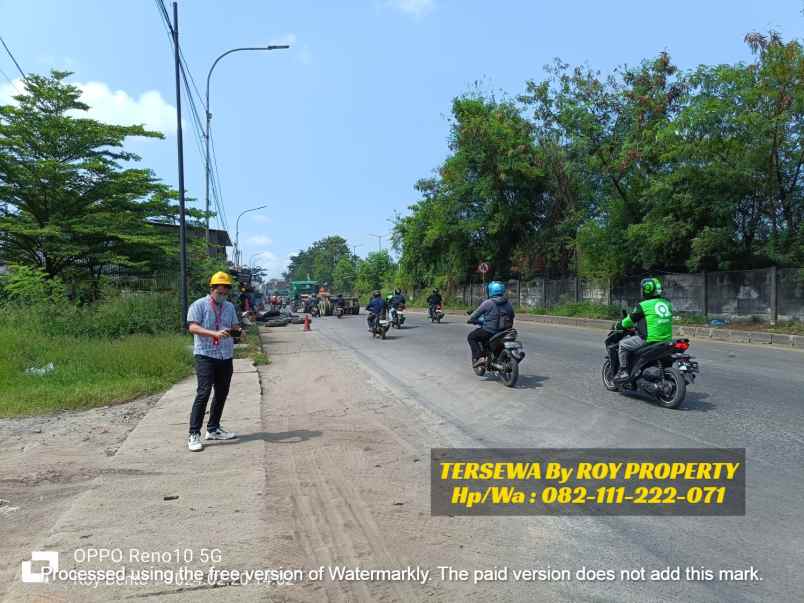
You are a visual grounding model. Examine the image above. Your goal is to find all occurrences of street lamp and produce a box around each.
[235,204,267,268]
[368,233,384,252]
[204,44,290,243]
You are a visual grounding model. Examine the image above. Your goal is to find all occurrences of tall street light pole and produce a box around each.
[235,205,267,269]
[368,233,383,252]
[204,44,290,244]
[171,2,188,328]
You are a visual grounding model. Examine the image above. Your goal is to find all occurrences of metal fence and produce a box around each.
[458,267,804,323]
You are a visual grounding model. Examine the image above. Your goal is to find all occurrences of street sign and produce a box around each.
[478,262,490,274]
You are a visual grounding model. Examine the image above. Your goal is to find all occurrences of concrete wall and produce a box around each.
[457,267,804,324]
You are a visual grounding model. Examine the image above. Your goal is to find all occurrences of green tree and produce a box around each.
[394,95,547,290]
[355,250,395,297]
[0,72,178,297]
[333,255,357,294]
[286,235,351,284]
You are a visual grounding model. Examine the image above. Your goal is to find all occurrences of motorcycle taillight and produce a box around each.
[672,340,690,351]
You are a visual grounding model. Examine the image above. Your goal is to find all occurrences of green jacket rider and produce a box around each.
[614,277,673,382]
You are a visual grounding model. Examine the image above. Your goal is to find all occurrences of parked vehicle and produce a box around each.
[601,319,700,409]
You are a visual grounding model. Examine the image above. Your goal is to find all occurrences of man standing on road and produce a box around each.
[186,271,241,452]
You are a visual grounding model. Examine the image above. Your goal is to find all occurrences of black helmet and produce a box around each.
[372,290,381,297]
[433,288,439,293]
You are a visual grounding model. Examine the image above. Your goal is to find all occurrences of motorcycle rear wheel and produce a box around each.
[657,367,686,409]
[499,352,519,387]
[601,359,619,392]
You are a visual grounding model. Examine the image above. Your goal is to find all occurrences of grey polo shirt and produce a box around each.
[187,295,240,359]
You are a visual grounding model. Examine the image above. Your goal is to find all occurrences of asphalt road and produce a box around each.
[313,311,804,602]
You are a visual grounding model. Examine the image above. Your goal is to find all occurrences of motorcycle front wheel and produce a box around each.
[657,367,686,409]
[601,358,619,392]
[499,352,519,387]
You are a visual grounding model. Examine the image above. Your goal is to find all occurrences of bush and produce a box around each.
[0,291,183,339]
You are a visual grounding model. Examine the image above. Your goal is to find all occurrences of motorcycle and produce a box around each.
[601,315,700,409]
[429,304,445,323]
[389,305,406,329]
[467,312,526,387]
[335,306,345,318]
[369,313,391,339]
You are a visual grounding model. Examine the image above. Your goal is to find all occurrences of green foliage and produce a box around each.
[394,95,547,291]
[333,256,358,294]
[396,31,803,286]
[286,236,352,286]
[355,250,396,298]
[0,71,182,297]
[0,264,65,304]
[0,292,183,339]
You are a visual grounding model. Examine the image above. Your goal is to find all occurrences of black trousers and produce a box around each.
[189,355,234,434]
[467,328,493,360]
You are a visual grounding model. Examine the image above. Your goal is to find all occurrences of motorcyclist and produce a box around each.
[334,293,345,308]
[427,288,443,319]
[614,277,674,382]
[466,281,515,368]
[366,290,386,331]
[389,288,406,309]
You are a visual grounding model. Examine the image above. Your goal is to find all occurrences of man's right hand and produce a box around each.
[214,329,231,339]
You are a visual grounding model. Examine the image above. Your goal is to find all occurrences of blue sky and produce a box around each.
[1,0,802,279]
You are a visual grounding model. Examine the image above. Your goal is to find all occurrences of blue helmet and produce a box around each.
[487,281,506,297]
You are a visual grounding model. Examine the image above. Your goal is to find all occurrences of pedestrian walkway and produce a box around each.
[6,359,266,602]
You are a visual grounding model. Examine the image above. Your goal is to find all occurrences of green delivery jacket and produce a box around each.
[621,297,673,343]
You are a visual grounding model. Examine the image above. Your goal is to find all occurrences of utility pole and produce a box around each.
[172,1,189,328]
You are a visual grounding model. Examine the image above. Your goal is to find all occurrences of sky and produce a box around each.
[1,0,802,279]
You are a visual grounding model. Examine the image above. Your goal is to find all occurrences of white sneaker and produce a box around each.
[205,427,237,441]
[188,433,204,452]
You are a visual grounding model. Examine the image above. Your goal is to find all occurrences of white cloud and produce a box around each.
[250,251,289,279]
[0,78,176,135]
[247,235,273,246]
[386,0,434,17]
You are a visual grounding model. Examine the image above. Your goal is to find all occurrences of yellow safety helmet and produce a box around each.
[209,271,234,286]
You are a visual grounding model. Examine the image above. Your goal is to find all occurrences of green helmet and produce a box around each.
[640,277,663,299]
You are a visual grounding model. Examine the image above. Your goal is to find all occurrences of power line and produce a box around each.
[0,36,25,80]
[152,0,228,234]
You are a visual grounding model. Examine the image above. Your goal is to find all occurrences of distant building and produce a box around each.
[147,222,232,260]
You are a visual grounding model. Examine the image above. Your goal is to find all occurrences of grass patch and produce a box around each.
[0,330,194,417]
[522,302,622,320]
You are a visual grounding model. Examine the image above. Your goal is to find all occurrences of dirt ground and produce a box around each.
[0,394,161,598]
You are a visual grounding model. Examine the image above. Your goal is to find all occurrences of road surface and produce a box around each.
[272,311,803,602]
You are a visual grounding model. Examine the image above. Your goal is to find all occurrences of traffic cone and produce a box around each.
[304,313,311,332]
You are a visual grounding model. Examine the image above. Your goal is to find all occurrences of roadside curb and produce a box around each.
[407,309,804,348]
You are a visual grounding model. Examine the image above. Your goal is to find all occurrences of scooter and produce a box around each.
[467,313,526,387]
[369,313,391,339]
[601,314,700,409]
[429,304,445,323]
[389,305,406,329]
